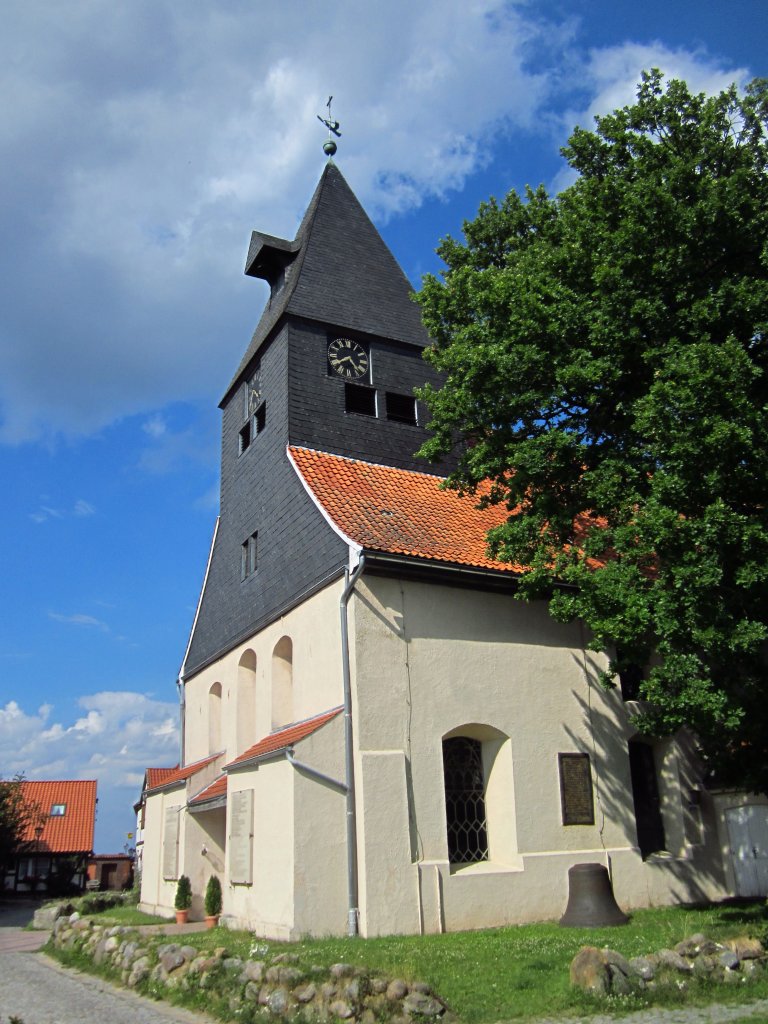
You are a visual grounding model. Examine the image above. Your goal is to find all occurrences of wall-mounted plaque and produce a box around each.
[558,753,595,826]
[162,806,180,880]
[229,789,254,885]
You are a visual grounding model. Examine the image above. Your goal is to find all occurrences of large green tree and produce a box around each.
[417,71,768,790]
[0,775,44,876]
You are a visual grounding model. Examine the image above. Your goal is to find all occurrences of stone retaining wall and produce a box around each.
[571,934,766,996]
[51,914,454,1023]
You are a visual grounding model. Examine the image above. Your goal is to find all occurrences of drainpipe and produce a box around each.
[176,674,186,769]
[340,554,366,937]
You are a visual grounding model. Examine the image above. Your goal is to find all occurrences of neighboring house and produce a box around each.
[139,160,768,937]
[4,780,97,895]
[133,767,177,877]
[86,853,134,891]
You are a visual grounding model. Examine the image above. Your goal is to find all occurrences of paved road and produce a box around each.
[0,950,219,1024]
[0,899,215,1023]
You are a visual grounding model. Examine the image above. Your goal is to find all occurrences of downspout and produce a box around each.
[176,674,186,769]
[340,554,366,937]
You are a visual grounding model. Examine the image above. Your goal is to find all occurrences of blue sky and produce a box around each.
[1,0,765,853]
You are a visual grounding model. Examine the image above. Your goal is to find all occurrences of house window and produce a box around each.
[385,391,417,425]
[442,736,489,865]
[241,532,258,580]
[50,804,66,816]
[345,382,377,416]
[628,739,667,858]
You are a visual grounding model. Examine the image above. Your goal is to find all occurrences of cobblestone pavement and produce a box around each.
[0,950,218,1024]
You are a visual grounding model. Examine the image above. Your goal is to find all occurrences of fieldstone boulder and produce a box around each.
[570,946,610,995]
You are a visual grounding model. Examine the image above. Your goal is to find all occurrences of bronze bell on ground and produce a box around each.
[559,862,629,927]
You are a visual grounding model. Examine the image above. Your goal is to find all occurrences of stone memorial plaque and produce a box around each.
[162,806,180,880]
[558,753,594,826]
[229,789,254,885]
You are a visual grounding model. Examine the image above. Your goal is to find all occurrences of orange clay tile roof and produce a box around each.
[145,767,178,790]
[289,447,523,572]
[226,707,343,770]
[190,774,227,805]
[19,780,97,854]
[146,754,219,793]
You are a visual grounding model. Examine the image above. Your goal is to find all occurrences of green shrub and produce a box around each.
[204,875,222,917]
[174,875,192,911]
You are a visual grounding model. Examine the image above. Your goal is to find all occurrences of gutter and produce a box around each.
[340,554,366,937]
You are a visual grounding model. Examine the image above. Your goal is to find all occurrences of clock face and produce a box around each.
[328,338,369,380]
[246,370,262,416]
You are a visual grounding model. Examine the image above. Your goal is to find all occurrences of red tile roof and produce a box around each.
[19,780,97,854]
[227,707,343,770]
[145,767,178,791]
[190,774,227,806]
[146,754,219,793]
[289,447,523,572]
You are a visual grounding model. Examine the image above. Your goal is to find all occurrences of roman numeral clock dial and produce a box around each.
[328,338,369,380]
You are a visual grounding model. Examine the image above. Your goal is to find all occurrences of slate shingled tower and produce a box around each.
[184,163,446,675]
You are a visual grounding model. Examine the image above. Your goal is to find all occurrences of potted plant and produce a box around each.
[204,874,222,928]
[174,874,192,924]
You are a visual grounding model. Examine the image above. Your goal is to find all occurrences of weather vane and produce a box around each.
[317,96,341,157]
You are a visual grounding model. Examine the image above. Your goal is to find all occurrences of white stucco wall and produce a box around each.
[144,571,734,937]
[183,581,345,766]
[349,575,728,933]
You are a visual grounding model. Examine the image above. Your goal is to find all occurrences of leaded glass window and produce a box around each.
[443,736,489,864]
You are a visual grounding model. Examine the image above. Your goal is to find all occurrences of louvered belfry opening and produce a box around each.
[443,736,489,865]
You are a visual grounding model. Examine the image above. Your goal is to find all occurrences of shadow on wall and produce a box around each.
[563,651,727,906]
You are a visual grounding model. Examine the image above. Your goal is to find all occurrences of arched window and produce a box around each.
[208,682,222,754]
[442,736,488,865]
[271,636,293,730]
[237,651,257,753]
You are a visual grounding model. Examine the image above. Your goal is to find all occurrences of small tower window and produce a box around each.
[385,391,417,425]
[345,383,377,416]
[240,532,258,580]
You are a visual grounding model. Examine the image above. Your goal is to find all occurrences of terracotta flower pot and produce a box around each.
[205,915,219,929]
[175,909,189,925]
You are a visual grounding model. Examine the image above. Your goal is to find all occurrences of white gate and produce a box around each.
[726,805,768,897]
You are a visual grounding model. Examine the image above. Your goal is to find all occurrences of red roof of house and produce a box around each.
[289,447,523,572]
[19,780,97,854]
[227,707,343,770]
[146,754,219,793]
[189,774,227,805]
[145,767,178,790]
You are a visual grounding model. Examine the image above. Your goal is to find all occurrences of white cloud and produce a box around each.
[0,692,179,849]
[0,3,752,445]
[549,42,751,193]
[0,0,561,444]
[30,498,96,523]
[48,611,110,631]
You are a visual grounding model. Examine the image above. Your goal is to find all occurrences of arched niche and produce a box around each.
[271,636,293,730]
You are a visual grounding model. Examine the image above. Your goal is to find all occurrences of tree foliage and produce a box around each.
[0,774,45,874]
[417,71,768,790]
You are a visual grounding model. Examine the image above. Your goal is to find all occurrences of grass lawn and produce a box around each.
[83,904,172,927]
[82,899,767,1022]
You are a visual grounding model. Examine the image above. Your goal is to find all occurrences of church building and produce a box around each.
[138,158,765,937]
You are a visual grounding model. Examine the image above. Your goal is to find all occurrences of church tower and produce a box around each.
[183,162,447,678]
